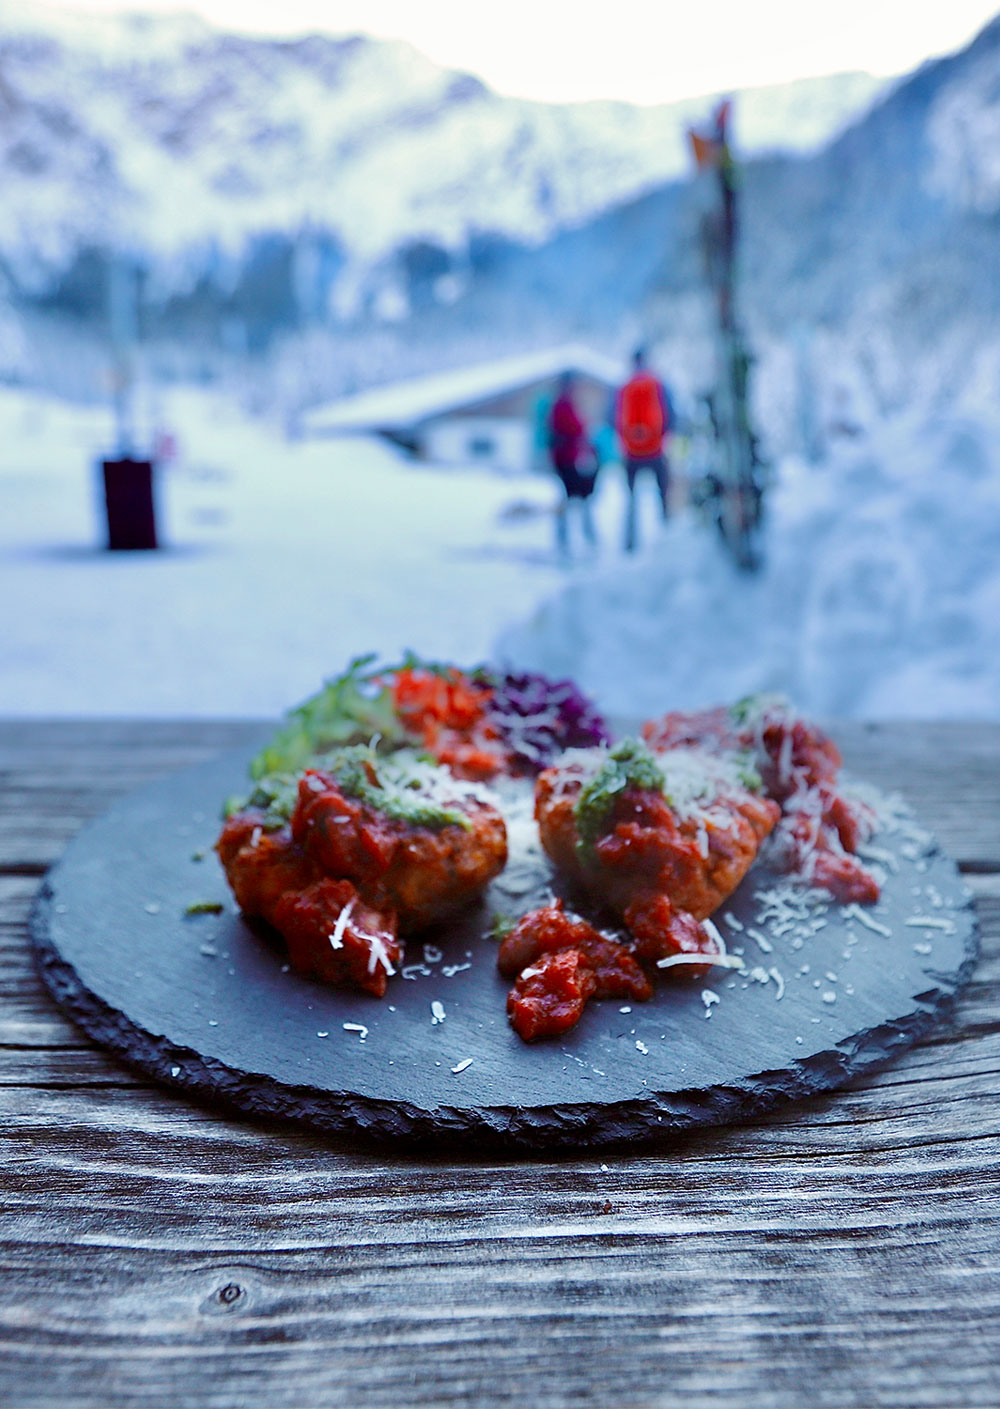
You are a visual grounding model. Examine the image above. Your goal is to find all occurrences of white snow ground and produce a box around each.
[3,385,998,720]
[0,385,630,716]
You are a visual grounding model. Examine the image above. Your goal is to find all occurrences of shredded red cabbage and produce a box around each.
[479,669,610,772]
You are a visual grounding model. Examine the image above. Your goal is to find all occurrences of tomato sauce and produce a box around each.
[643,703,879,904]
[497,897,727,1042]
[502,903,653,1041]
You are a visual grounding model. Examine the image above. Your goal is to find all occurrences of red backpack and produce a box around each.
[619,372,666,457]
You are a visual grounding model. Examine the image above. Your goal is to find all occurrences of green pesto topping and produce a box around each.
[733,752,763,793]
[223,773,299,828]
[574,738,666,849]
[224,745,470,831]
[319,745,470,831]
[730,692,789,728]
[490,914,516,942]
[729,694,760,726]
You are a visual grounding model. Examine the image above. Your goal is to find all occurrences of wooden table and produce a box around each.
[2,720,999,1408]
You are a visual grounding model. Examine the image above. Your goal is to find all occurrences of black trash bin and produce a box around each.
[102,458,158,550]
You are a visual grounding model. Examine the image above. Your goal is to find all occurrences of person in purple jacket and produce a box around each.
[547,373,598,559]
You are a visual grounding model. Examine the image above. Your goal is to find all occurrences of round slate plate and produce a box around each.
[31,748,978,1149]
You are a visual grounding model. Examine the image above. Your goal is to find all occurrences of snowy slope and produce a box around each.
[0,1,886,298]
[926,23,1000,212]
[497,409,1000,722]
[0,383,575,715]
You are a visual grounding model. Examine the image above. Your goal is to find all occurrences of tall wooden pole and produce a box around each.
[687,101,766,572]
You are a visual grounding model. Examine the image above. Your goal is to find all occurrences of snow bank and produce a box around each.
[497,411,1000,720]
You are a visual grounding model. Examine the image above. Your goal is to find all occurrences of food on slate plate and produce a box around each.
[217,745,507,996]
[217,661,884,1041]
[502,738,780,1040]
[498,901,654,1042]
[216,656,606,995]
[498,696,881,1039]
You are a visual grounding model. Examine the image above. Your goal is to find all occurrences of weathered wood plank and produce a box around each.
[0,1316,995,1409]
[2,1067,999,1197]
[0,721,263,872]
[0,1173,999,1409]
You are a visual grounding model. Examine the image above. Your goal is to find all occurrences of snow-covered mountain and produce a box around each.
[4,0,997,446]
[391,11,1000,456]
[0,0,885,309]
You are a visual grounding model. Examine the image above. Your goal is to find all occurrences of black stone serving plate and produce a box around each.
[31,748,978,1149]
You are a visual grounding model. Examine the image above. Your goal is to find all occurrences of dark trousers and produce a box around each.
[624,453,669,552]
[553,464,598,556]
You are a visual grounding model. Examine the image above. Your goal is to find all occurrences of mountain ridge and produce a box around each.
[0,0,887,310]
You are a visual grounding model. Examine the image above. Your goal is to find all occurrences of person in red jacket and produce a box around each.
[547,373,598,558]
[615,348,674,552]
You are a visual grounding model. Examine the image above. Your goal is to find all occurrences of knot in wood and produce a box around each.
[217,1282,243,1307]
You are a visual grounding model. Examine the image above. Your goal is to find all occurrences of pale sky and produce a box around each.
[46,0,1000,103]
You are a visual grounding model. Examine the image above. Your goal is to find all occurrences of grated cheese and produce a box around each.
[857,842,899,873]
[654,745,758,825]
[843,903,892,936]
[367,930,396,976]
[328,897,355,951]
[747,926,774,954]
[701,917,727,955]
[451,1058,473,1074]
[656,952,746,973]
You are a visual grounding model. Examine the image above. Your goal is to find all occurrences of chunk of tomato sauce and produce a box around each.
[502,902,654,1042]
[273,877,400,997]
[507,949,599,1042]
[292,772,399,892]
[624,894,722,981]
[590,785,777,923]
